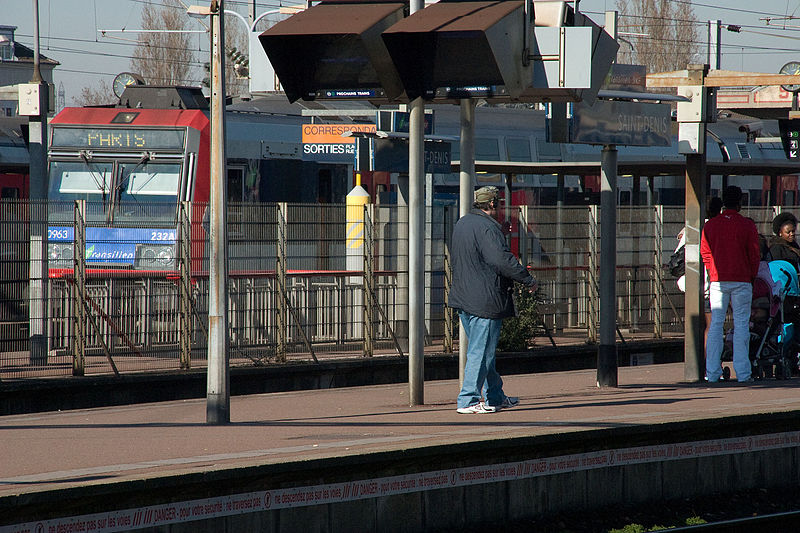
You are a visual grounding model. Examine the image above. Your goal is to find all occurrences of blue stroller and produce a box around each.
[748,260,800,379]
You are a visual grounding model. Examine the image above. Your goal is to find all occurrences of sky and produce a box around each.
[5,0,800,104]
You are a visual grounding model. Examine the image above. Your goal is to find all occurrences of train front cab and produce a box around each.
[47,107,210,275]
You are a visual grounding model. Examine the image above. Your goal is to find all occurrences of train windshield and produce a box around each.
[117,161,181,218]
[50,160,113,198]
[49,159,181,222]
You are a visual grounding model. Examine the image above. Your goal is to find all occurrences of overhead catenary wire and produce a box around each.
[15,38,207,69]
[58,67,204,85]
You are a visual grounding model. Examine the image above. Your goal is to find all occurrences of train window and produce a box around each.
[1,187,19,200]
[619,190,631,205]
[536,139,561,161]
[784,190,796,206]
[116,162,181,219]
[56,166,113,195]
[125,167,181,196]
[506,137,531,161]
[476,138,500,161]
[227,167,244,203]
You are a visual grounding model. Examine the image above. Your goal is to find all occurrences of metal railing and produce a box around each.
[3,200,783,379]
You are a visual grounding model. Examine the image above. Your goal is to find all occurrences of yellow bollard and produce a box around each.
[346,174,371,255]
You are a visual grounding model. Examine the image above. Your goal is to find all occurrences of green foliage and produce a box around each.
[609,525,647,533]
[685,517,707,525]
[609,516,707,532]
[497,285,544,352]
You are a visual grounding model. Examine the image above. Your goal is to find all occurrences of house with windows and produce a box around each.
[0,25,59,116]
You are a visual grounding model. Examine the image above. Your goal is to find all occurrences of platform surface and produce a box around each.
[2,362,800,499]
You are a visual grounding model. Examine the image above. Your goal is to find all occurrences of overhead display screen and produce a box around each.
[51,127,186,150]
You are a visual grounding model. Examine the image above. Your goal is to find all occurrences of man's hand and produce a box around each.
[528,279,539,293]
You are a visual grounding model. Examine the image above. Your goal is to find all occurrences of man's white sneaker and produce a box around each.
[456,402,496,414]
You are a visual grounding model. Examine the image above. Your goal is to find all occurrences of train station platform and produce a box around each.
[0,337,683,415]
[2,361,800,532]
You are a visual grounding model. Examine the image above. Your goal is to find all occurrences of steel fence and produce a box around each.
[2,200,784,379]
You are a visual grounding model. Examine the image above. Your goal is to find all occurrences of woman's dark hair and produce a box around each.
[772,212,798,235]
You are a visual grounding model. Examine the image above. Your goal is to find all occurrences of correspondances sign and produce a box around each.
[571,99,671,147]
[302,123,376,163]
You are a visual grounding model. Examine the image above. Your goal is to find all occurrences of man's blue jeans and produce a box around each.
[457,312,505,408]
[706,281,752,382]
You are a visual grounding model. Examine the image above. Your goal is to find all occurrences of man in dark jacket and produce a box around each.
[700,185,760,383]
[449,186,538,413]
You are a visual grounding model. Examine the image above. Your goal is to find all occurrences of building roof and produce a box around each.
[8,41,59,66]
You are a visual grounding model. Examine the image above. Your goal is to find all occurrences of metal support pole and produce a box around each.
[680,66,710,382]
[605,11,618,42]
[424,169,433,343]
[406,0,425,407]
[684,153,707,381]
[179,201,192,369]
[588,206,599,343]
[597,145,618,387]
[556,173,565,328]
[28,0,49,366]
[443,206,454,353]
[504,174,512,246]
[707,20,722,70]
[519,205,529,271]
[206,0,230,424]
[458,98,476,389]
[72,200,86,376]
[654,205,664,338]
[768,175,778,206]
[408,96,425,406]
[363,204,375,357]
[396,175,409,352]
[276,202,288,362]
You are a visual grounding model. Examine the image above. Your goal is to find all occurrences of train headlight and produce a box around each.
[157,247,174,266]
[134,244,176,269]
[48,243,74,265]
